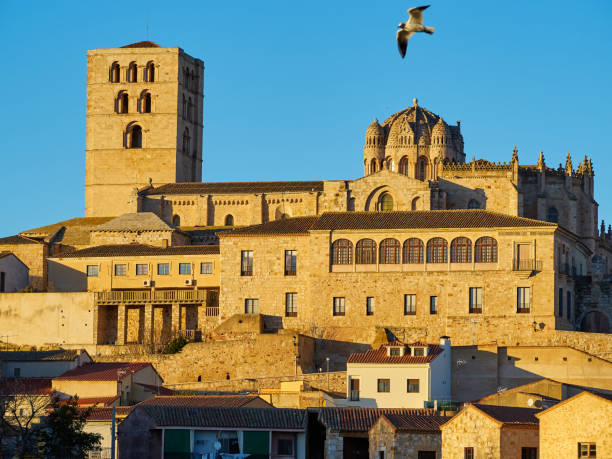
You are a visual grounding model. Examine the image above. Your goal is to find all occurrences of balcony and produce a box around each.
[95,289,208,305]
[512,259,542,272]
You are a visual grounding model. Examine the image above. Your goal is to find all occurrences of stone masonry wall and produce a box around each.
[369,419,441,459]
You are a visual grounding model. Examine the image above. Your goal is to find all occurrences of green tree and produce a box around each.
[38,396,101,458]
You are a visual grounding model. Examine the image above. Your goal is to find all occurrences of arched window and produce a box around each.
[417,157,427,181]
[379,193,394,211]
[450,237,472,263]
[403,238,424,264]
[142,92,152,113]
[356,239,377,264]
[468,199,480,209]
[411,197,420,211]
[117,92,128,114]
[110,62,120,83]
[127,62,138,83]
[399,157,409,176]
[475,237,498,263]
[172,215,180,226]
[183,128,191,155]
[182,95,187,119]
[145,61,155,82]
[225,215,234,226]
[426,238,447,263]
[547,207,559,223]
[370,159,377,174]
[188,97,193,121]
[331,239,353,265]
[129,125,142,148]
[380,238,401,264]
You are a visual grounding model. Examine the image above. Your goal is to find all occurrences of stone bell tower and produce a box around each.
[84,41,204,217]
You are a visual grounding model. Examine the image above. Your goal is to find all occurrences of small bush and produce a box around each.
[162,336,188,354]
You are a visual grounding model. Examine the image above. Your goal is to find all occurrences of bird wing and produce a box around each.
[396,29,413,58]
[408,5,430,25]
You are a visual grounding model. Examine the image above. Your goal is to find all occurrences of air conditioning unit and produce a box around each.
[143,280,153,287]
[185,279,196,286]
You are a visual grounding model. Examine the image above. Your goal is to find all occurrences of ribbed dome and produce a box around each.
[382,100,439,145]
[432,117,448,136]
[366,118,384,136]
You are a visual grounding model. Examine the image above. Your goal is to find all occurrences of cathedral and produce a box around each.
[1,41,611,348]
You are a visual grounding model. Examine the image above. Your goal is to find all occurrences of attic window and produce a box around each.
[412,347,426,357]
[387,346,405,357]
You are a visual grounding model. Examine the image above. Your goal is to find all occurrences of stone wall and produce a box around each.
[0,240,47,290]
[368,418,441,459]
[441,406,502,458]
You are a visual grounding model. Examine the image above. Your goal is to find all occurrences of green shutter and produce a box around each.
[164,429,191,459]
[243,431,270,458]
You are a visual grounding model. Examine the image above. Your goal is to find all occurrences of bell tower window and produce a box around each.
[127,124,142,149]
[127,62,138,82]
[140,92,152,113]
[117,92,129,114]
[145,61,155,82]
[110,62,120,83]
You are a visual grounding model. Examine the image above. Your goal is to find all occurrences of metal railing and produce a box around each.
[512,259,542,271]
[95,289,208,304]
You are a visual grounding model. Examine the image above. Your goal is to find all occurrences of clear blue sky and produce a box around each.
[1,0,611,237]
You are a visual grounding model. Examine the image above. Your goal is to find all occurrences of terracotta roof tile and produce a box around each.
[0,235,39,245]
[121,41,161,48]
[134,383,174,396]
[472,404,540,425]
[84,406,134,421]
[348,342,443,364]
[73,396,119,407]
[311,210,556,231]
[378,413,449,432]
[55,244,219,259]
[145,181,325,196]
[55,362,152,381]
[0,350,82,362]
[140,395,270,408]
[318,407,437,432]
[0,378,53,395]
[93,213,174,232]
[137,406,307,429]
[221,217,318,237]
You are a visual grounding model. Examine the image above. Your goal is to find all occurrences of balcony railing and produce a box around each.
[512,259,542,271]
[205,306,219,317]
[95,289,208,305]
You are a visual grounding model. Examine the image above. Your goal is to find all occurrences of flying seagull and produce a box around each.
[396,5,435,58]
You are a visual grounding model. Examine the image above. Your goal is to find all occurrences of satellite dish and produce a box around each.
[527,398,534,407]
[214,441,222,451]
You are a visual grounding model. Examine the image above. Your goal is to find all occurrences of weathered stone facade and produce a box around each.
[368,416,442,458]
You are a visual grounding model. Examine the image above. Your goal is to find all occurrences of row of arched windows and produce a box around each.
[182,95,195,121]
[110,61,155,83]
[116,91,152,114]
[183,67,199,92]
[331,236,498,265]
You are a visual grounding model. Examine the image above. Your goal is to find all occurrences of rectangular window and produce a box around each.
[377,378,390,393]
[284,250,297,276]
[179,263,191,275]
[407,379,420,393]
[578,443,596,457]
[277,438,293,456]
[285,292,298,317]
[333,297,345,316]
[469,287,482,313]
[86,265,99,277]
[413,347,425,356]
[464,447,474,459]
[349,378,360,401]
[135,264,148,276]
[558,287,563,317]
[244,298,259,314]
[521,447,538,459]
[200,262,213,274]
[241,250,253,276]
[157,263,170,275]
[114,264,127,276]
[429,296,437,314]
[404,294,416,315]
[366,297,374,316]
[389,348,401,356]
[517,287,530,313]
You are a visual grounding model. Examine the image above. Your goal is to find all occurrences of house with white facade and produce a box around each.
[345,337,451,409]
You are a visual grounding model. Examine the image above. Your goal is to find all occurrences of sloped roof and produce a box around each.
[54,362,153,381]
[222,217,318,237]
[138,406,307,430]
[121,41,161,48]
[73,396,120,407]
[347,342,443,365]
[535,390,612,419]
[144,181,325,195]
[318,407,437,432]
[140,395,271,408]
[134,383,174,396]
[471,404,540,425]
[18,217,114,246]
[0,235,40,245]
[55,244,219,258]
[377,413,449,433]
[93,213,174,232]
[84,406,134,421]
[0,378,53,395]
[0,350,82,362]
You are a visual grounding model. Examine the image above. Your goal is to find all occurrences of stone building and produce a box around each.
[0,252,28,293]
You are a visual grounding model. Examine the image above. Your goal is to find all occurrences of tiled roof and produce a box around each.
[138,406,307,430]
[0,235,39,245]
[311,210,556,231]
[135,383,174,396]
[73,396,119,407]
[144,181,325,195]
[93,213,174,232]
[221,217,318,237]
[0,378,53,395]
[54,362,152,381]
[472,404,540,425]
[55,244,219,259]
[18,217,114,246]
[378,413,449,433]
[0,350,81,362]
[347,343,443,364]
[140,395,270,408]
[121,41,161,48]
[318,407,437,432]
[84,406,134,421]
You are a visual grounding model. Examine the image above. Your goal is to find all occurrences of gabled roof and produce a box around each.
[0,378,53,395]
[93,213,174,232]
[0,252,28,269]
[18,217,114,246]
[73,396,120,407]
[144,181,325,196]
[134,383,174,396]
[348,342,443,365]
[0,349,84,362]
[54,244,219,259]
[139,395,272,408]
[318,407,437,432]
[469,404,540,426]
[84,406,134,421]
[0,234,40,245]
[221,217,318,237]
[376,413,449,433]
[137,406,307,430]
[121,41,161,48]
[54,362,154,381]
[535,391,612,419]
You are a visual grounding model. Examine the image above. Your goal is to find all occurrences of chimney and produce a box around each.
[439,336,451,349]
